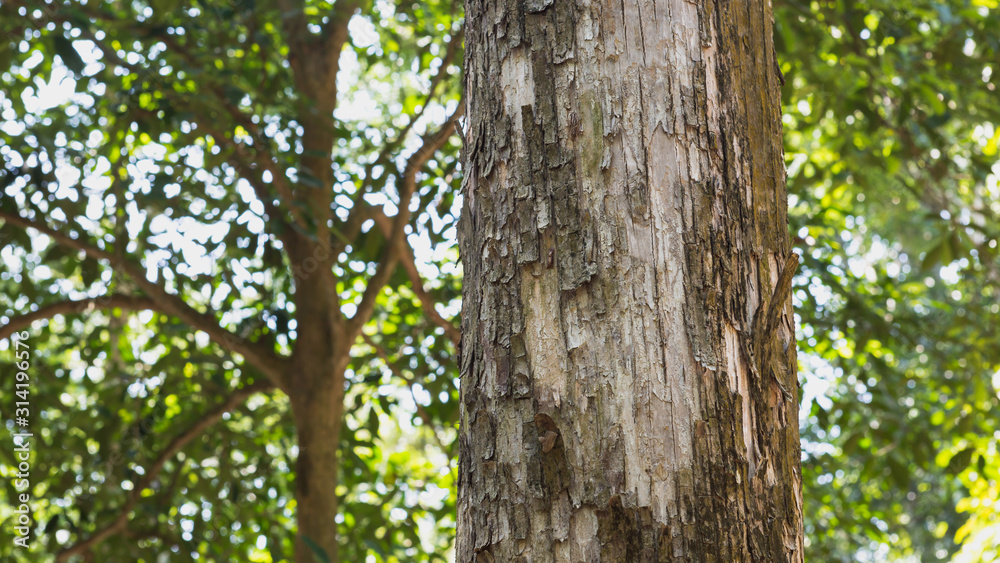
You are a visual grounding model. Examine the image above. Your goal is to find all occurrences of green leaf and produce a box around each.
[300,536,331,563]
[946,447,974,475]
[53,36,86,76]
[80,257,99,286]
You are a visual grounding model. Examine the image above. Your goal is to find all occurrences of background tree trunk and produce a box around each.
[457,0,804,560]
[289,240,346,563]
[291,377,344,563]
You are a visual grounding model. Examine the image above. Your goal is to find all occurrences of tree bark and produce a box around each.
[291,376,344,563]
[457,0,804,560]
[288,239,347,563]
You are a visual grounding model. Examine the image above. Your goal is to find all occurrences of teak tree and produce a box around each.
[0,0,462,562]
[457,0,804,560]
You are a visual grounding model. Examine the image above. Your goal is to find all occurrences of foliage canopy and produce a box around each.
[777,0,1000,560]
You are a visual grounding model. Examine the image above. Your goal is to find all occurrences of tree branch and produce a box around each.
[152,36,308,235]
[0,210,288,389]
[197,120,310,236]
[0,295,156,341]
[276,0,309,49]
[85,28,309,238]
[280,0,363,108]
[39,5,305,241]
[345,101,464,340]
[379,26,464,162]
[368,207,460,345]
[55,380,272,562]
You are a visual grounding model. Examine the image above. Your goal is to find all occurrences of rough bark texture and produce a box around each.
[457,0,804,560]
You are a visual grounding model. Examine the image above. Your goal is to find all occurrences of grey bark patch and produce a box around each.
[525,0,553,13]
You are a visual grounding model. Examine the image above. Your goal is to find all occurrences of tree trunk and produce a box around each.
[289,240,347,563]
[291,377,344,563]
[457,0,804,560]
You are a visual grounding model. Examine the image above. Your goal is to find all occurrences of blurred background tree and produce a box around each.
[776,0,1000,560]
[0,0,462,561]
[0,0,998,562]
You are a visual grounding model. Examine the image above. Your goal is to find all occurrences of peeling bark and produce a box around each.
[457,0,804,560]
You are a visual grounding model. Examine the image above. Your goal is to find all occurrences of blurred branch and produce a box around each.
[55,380,273,562]
[329,153,394,260]
[148,37,311,235]
[379,26,464,161]
[0,210,289,389]
[198,120,311,236]
[368,206,460,346]
[279,0,363,107]
[320,0,366,62]
[28,1,308,240]
[0,295,155,341]
[346,101,464,340]
[329,190,375,259]
[321,0,364,40]
[276,0,309,49]
[275,0,365,249]
[83,27,309,237]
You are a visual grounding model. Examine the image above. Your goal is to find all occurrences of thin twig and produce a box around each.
[361,333,448,452]
[379,26,464,162]
[368,207,460,345]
